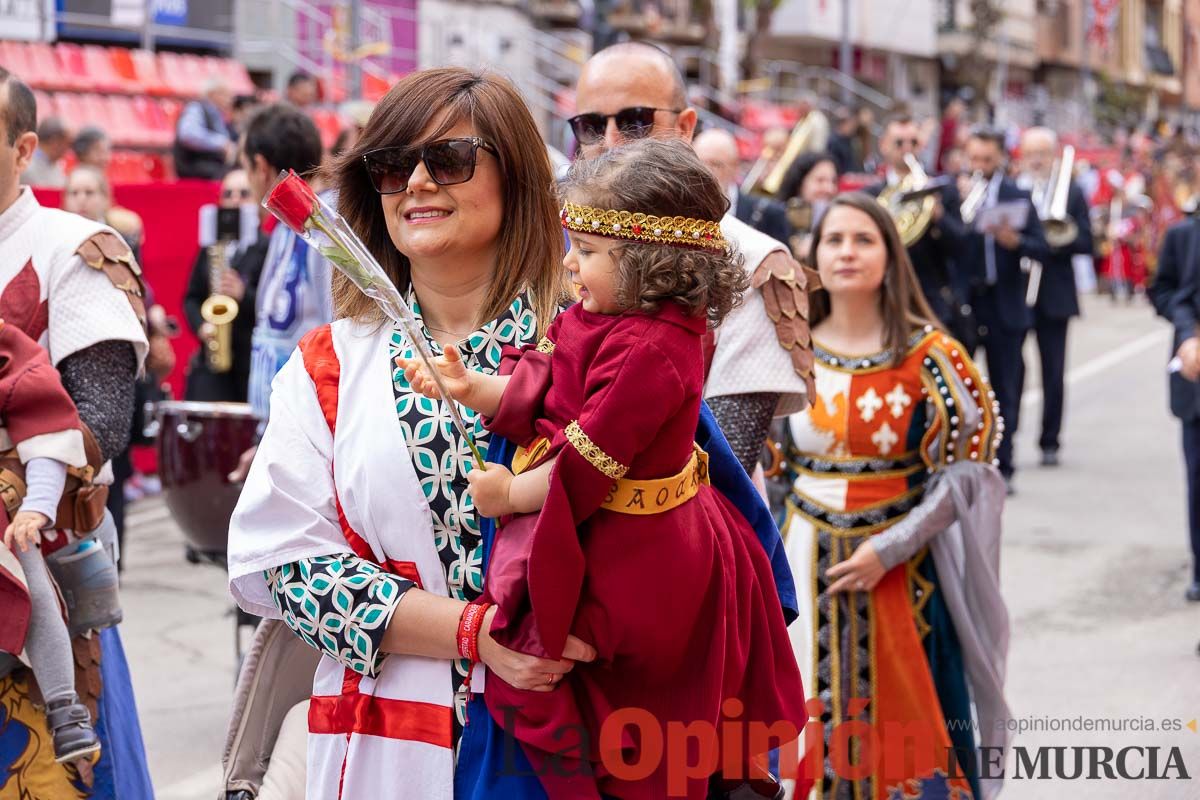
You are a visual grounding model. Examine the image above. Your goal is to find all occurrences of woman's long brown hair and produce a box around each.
[328,68,567,335]
[806,192,941,366]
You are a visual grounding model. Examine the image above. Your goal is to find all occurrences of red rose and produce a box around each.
[265,169,319,234]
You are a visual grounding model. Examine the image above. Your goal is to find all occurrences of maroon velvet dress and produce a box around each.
[0,320,87,654]
[481,301,806,799]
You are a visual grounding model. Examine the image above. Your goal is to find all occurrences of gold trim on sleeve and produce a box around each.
[565,420,628,479]
[535,337,556,355]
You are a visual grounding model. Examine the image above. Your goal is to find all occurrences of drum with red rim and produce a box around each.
[155,401,257,553]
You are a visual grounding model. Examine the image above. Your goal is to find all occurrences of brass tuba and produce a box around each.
[199,244,239,374]
[877,154,939,247]
[740,138,781,198]
[752,112,818,198]
[1038,145,1079,248]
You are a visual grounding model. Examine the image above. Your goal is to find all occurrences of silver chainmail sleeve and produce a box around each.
[868,471,958,571]
[706,392,779,474]
[57,341,138,464]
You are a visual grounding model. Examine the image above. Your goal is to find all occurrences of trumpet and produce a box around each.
[878,154,940,247]
[1038,145,1079,248]
[960,170,988,225]
[199,243,239,374]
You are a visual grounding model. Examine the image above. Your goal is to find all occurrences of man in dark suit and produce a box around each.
[961,128,1051,491]
[1016,128,1094,467]
[865,112,969,343]
[694,127,791,243]
[1150,216,1200,602]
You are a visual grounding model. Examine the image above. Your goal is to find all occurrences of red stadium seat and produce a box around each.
[84,45,128,93]
[109,47,141,91]
[157,51,194,96]
[106,95,144,147]
[218,58,255,95]
[77,93,125,143]
[26,43,69,91]
[1,41,37,87]
[131,49,171,96]
[52,92,88,131]
[159,97,184,132]
[54,42,93,91]
[131,96,172,147]
[179,54,211,97]
[32,90,57,124]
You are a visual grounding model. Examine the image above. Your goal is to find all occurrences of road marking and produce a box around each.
[156,763,223,800]
[1022,327,1168,410]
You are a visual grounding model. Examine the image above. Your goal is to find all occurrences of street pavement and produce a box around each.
[119,293,1200,799]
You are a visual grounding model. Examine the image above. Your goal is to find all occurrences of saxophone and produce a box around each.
[199,243,238,374]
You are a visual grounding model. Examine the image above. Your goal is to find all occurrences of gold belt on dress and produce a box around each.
[512,437,710,515]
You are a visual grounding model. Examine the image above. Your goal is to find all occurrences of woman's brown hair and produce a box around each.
[806,192,941,366]
[560,138,748,329]
[328,68,566,335]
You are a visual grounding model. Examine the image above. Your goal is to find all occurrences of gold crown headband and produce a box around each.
[560,202,726,251]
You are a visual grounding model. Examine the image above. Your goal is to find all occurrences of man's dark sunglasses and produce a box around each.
[893,138,919,148]
[363,137,498,194]
[222,187,253,201]
[568,107,682,144]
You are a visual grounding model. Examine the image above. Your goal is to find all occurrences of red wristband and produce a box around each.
[457,601,491,663]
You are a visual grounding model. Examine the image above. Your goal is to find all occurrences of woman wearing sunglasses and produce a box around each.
[227,68,589,799]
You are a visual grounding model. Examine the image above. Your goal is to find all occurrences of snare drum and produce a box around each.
[156,401,258,553]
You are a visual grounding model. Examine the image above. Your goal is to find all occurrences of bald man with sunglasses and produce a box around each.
[571,43,816,475]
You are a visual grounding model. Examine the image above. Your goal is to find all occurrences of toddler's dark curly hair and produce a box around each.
[561,138,748,328]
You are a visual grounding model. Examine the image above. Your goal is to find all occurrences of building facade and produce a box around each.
[764,0,943,118]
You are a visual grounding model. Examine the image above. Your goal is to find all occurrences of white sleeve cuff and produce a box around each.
[15,429,87,468]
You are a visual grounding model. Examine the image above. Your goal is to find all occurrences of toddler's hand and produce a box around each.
[4,511,50,553]
[467,465,515,518]
[395,344,474,403]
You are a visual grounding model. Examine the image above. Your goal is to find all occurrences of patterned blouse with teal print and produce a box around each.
[266,290,542,746]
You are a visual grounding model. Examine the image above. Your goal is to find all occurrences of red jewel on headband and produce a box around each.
[632,224,642,235]
[704,232,713,239]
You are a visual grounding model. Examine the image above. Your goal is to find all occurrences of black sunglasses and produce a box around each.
[221,187,253,201]
[363,137,498,194]
[567,107,682,144]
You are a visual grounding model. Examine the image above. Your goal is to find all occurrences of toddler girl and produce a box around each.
[402,139,806,799]
[0,319,101,764]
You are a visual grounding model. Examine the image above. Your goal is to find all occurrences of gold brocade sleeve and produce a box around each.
[564,420,628,479]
